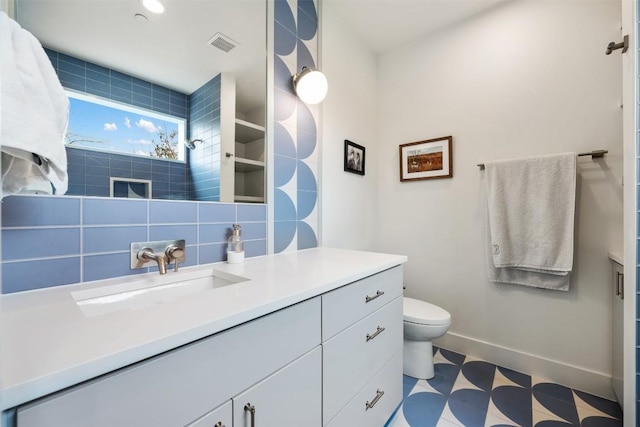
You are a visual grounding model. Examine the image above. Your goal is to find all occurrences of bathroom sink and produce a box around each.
[72,269,250,316]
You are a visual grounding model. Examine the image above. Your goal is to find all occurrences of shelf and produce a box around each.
[235,119,265,144]
[235,157,265,172]
[234,195,265,203]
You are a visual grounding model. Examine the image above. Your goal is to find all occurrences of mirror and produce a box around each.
[15,0,266,202]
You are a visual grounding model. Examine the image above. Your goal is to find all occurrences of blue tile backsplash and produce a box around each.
[1,195,267,294]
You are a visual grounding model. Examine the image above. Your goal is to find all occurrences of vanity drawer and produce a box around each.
[186,400,232,427]
[17,297,321,427]
[322,266,402,341]
[323,296,402,424]
[326,350,402,427]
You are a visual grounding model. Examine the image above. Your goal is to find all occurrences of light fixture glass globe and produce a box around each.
[142,0,164,14]
[293,68,328,104]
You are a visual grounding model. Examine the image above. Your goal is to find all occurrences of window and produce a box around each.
[65,90,187,161]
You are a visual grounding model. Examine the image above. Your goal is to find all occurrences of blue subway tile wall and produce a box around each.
[1,195,267,294]
[273,0,319,252]
[66,147,189,200]
[189,75,222,201]
[45,49,189,119]
[45,49,191,200]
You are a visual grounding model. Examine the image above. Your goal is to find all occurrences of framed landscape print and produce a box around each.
[399,136,452,181]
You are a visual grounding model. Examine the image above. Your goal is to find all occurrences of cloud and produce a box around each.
[104,123,117,131]
[124,117,131,128]
[136,118,159,133]
[127,138,153,146]
[134,149,150,156]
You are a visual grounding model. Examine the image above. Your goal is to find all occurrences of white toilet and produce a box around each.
[403,297,452,379]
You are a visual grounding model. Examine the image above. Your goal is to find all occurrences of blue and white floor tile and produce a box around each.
[386,347,622,427]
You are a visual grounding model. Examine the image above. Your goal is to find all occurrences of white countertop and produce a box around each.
[0,247,406,410]
[607,250,623,266]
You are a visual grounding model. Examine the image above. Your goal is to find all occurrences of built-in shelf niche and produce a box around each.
[234,118,265,203]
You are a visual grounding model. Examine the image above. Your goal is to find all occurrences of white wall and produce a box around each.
[376,0,622,397]
[320,4,379,250]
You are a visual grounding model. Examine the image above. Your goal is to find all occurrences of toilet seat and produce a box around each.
[403,297,451,326]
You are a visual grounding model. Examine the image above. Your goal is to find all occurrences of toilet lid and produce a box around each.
[403,297,451,326]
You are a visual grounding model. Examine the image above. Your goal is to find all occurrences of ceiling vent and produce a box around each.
[208,32,239,53]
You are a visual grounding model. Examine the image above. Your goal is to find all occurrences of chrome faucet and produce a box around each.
[131,240,186,275]
[137,248,168,275]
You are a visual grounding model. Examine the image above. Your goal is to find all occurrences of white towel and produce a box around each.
[0,11,68,198]
[485,153,576,291]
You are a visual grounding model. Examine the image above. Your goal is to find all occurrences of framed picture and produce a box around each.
[344,140,365,175]
[399,136,453,181]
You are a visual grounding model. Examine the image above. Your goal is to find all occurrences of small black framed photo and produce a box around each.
[344,140,365,175]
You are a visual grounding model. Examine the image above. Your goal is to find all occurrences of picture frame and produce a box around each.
[399,136,453,181]
[344,139,365,175]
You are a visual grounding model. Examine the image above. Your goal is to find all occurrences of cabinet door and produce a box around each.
[233,347,322,427]
[611,261,623,407]
[186,401,232,427]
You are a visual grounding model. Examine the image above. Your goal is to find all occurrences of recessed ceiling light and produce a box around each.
[142,0,164,14]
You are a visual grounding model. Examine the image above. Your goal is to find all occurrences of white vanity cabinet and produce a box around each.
[16,298,321,427]
[322,266,404,427]
[232,347,322,427]
[610,257,624,409]
[10,260,406,427]
[186,401,232,427]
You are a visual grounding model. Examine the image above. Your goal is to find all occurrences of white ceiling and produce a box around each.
[326,0,506,54]
[15,0,504,112]
[15,0,266,112]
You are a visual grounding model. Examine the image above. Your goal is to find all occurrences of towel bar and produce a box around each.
[476,150,608,170]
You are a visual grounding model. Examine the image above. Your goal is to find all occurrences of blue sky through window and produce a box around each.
[66,93,185,161]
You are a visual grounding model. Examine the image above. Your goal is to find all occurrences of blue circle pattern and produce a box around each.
[274,122,297,159]
[297,0,317,41]
[273,0,319,253]
[297,39,316,70]
[397,348,622,427]
[274,154,296,188]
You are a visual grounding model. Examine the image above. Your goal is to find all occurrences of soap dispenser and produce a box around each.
[227,224,244,264]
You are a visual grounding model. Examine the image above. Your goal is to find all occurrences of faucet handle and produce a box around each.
[165,245,185,272]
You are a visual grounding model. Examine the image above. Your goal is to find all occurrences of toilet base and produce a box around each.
[403,339,434,379]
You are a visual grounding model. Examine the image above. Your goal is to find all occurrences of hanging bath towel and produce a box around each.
[0,11,69,198]
[484,152,576,291]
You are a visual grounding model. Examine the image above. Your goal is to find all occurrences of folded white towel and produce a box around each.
[485,152,576,291]
[0,11,68,198]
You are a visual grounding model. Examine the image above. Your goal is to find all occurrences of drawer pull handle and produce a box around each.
[366,326,385,342]
[214,422,225,427]
[616,271,624,299]
[365,290,385,303]
[365,389,385,410]
[244,403,256,427]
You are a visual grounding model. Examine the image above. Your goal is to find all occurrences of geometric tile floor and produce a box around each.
[386,347,623,427]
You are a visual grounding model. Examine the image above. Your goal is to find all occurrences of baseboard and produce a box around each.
[435,332,615,400]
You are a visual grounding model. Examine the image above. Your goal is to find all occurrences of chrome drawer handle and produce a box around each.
[214,422,225,427]
[244,403,255,427]
[366,326,385,342]
[365,389,385,410]
[365,290,384,303]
